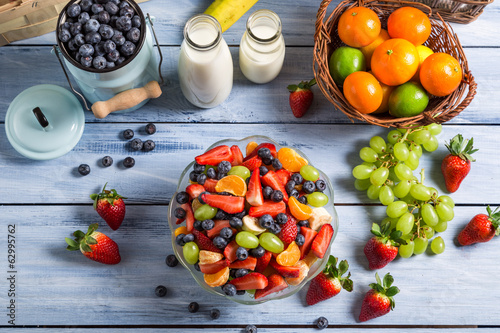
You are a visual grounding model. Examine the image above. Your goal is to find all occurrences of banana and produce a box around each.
[204,0,259,33]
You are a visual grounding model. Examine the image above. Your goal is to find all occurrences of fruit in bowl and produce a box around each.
[167,136,339,304]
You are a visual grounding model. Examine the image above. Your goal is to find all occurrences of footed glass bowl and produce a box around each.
[167,135,339,305]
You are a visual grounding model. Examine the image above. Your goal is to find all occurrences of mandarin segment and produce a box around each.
[289,196,313,220]
[276,241,301,267]
[204,266,230,287]
[215,174,247,196]
[277,148,308,173]
[175,226,189,237]
[246,141,259,156]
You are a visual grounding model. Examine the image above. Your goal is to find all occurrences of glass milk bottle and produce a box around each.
[239,9,285,84]
[178,14,233,108]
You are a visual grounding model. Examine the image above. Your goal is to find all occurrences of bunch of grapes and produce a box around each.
[352,124,454,257]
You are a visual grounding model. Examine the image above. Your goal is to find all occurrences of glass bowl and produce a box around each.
[167,135,339,305]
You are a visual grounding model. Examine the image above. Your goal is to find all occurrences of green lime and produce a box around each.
[329,46,366,86]
[389,82,429,118]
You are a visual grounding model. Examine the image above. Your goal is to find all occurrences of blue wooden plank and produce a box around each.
[1,329,491,332]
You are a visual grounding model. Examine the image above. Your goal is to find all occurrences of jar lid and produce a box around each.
[5,84,85,160]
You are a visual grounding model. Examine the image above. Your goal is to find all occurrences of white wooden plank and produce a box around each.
[1,205,499,326]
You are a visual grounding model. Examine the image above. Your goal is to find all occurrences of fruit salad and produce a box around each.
[168,136,338,304]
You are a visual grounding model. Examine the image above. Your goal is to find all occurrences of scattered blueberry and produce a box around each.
[217,160,232,174]
[120,6,134,18]
[315,179,327,192]
[249,246,265,258]
[298,195,308,205]
[79,43,94,57]
[201,219,215,231]
[175,234,186,246]
[175,191,189,204]
[316,316,328,329]
[272,158,282,170]
[297,220,310,228]
[123,129,134,139]
[143,139,155,152]
[219,227,233,239]
[259,166,268,176]
[206,167,216,179]
[105,2,119,15]
[276,213,288,225]
[145,122,156,134]
[91,3,104,14]
[66,4,82,18]
[234,268,248,278]
[259,214,273,229]
[291,173,303,184]
[285,180,296,194]
[303,180,316,194]
[166,254,178,267]
[210,308,220,320]
[222,283,237,296]
[155,285,167,297]
[69,22,82,36]
[120,40,135,56]
[102,155,113,167]
[116,16,132,32]
[107,49,120,62]
[59,29,71,42]
[196,173,207,185]
[130,138,143,150]
[98,10,110,24]
[229,217,243,229]
[80,55,93,67]
[131,15,141,27]
[112,33,126,46]
[262,186,273,199]
[213,236,228,249]
[123,156,135,168]
[93,55,107,69]
[271,190,283,202]
[295,234,305,246]
[269,223,281,234]
[84,18,100,33]
[257,148,272,159]
[245,325,258,333]
[78,164,91,175]
[236,247,248,261]
[174,207,186,219]
[188,302,199,313]
[183,233,194,243]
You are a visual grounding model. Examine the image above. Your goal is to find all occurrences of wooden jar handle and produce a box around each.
[91,81,162,119]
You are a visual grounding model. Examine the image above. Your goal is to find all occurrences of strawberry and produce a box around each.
[181,203,195,232]
[364,223,403,270]
[200,193,245,214]
[191,229,222,253]
[90,183,127,231]
[306,256,353,306]
[288,78,316,118]
[186,184,205,200]
[230,272,268,290]
[199,259,231,274]
[206,220,235,239]
[441,134,478,193]
[254,274,288,299]
[229,256,257,270]
[261,170,289,202]
[299,226,317,259]
[223,240,239,262]
[195,145,233,166]
[65,223,121,265]
[359,272,399,322]
[243,142,277,162]
[248,200,286,218]
[311,223,334,259]
[275,169,292,186]
[457,206,500,246]
[203,178,218,193]
[279,213,298,245]
[269,258,300,278]
[246,168,264,206]
[230,145,244,166]
[240,155,262,171]
[255,251,273,273]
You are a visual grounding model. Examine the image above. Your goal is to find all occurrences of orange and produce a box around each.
[285,260,309,286]
[276,241,301,267]
[277,148,308,173]
[411,45,434,82]
[371,38,419,86]
[338,6,381,48]
[387,6,431,46]
[215,175,247,196]
[419,52,463,97]
[204,266,229,287]
[174,226,188,237]
[288,196,313,220]
[342,71,383,114]
[360,29,390,69]
[246,141,258,156]
[372,78,395,114]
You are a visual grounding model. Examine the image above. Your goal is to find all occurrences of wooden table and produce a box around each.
[1,0,500,331]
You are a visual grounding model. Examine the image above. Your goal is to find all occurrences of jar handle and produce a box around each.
[91,81,162,119]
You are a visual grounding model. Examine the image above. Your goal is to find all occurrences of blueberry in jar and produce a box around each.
[120,40,135,56]
[69,22,82,36]
[98,10,110,24]
[93,55,107,70]
[126,27,140,43]
[80,55,93,67]
[106,49,120,62]
[91,3,104,14]
[120,5,134,18]
[84,19,100,33]
[79,43,95,57]
[80,0,93,12]
[68,38,79,51]
[131,15,141,28]
[59,29,71,43]
[84,31,100,44]
[66,4,81,18]
[115,16,132,32]
[119,1,130,9]
[111,33,125,46]
[94,41,106,56]
[78,12,90,24]
[105,2,119,15]
[102,40,116,53]
[99,24,114,40]
[115,56,126,65]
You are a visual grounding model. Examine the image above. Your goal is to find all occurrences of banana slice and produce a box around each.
[241,215,266,235]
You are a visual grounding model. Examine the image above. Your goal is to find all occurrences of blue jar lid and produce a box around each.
[5,84,85,160]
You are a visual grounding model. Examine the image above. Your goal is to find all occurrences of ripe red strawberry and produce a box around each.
[200,193,245,214]
[269,258,300,278]
[191,229,222,253]
[279,213,298,245]
[248,200,286,218]
[457,206,500,246]
[311,223,334,259]
[206,220,235,239]
[288,78,316,118]
[243,142,277,161]
[255,274,288,299]
[240,155,262,171]
[203,178,218,193]
[181,203,195,232]
[230,272,268,290]
[306,256,353,306]
[65,223,121,265]
[230,145,244,166]
[255,251,272,273]
[246,168,264,206]
[441,134,478,193]
[299,226,317,259]
[261,170,289,202]
[195,145,233,165]
[364,223,403,270]
[229,256,257,270]
[275,169,292,186]
[359,272,399,322]
[186,184,205,200]
[223,240,239,262]
[199,258,231,274]
[90,183,127,231]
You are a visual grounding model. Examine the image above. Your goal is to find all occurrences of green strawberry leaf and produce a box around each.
[86,236,98,245]
[341,274,354,292]
[80,243,92,253]
[386,286,400,297]
[375,272,382,286]
[371,223,382,237]
[338,259,349,276]
[73,230,85,239]
[383,273,394,289]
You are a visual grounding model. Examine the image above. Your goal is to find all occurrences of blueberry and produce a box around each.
[131,15,141,27]
[206,167,216,179]
[316,316,328,329]
[62,22,72,30]
[259,214,273,229]
[85,19,100,33]
[78,164,90,175]
[116,16,132,32]
[102,40,115,54]
[303,180,316,194]
[298,196,308,205]
[155,285,167,297]
[67,4,82,18]
[91,14,99,21]
[99,24,115,40]
[91,3,104,14]
[285,180,296,194]
[194,263,200,271]
[69,22,82,36]
[145,122,156,135]
[92,55,107,69]
[126,27,140,43]
[101,155,113,167]
[262,186,273,199]
[262,156,273,166]
[183,233,194,243]
[315,179,327,192]
[210,309,220,320]
[106,61,115,69]
[297,220,309,228]
[236,247,248,261]
[276,213,288,225]
[130,138,143,150]
[67,38,79,51]
[245,325,258,333]
[229,217,243,229]
[74,33,86,46]
[234,211,246,219]
[174,207,186,219]
[272,158,282,170]
[234,268,248,278]
[217,172,227,180]
[116,56,126,65]
[84,31,100,44]
[107,49,120,62]
[175,191,189,204]
[217,160,231,174]
[193,220,203,231]
[165,254,178,267]
[295,234,305,246]
[123,156,135,168]
[120,6,134,18]
[80,0,93,12]
[123,128,134,139]
[198,192,209,204]
[201,219,214,231]
[257,148,272,159]
[175,233,186,246]
[249,246,265,258]
[196,173,207,185]
[98,10,110,24]
[212,236,227,249]
[75,52,82,62]
[78,12,90,24]
[222,283,237,296]
[110,15,119,26]
[120,40,135,56]
[236,290,246,295]
[259,166,268,176]
[269,223,281,234]
[112,33,125,45]
[215,209,228,220]
[291,173,303,184]
[119,1,130,9]
[189,171,199,182]
[289,188,299,199]
[188,301,199,313]
[271,190,283,202]
[219,227,233,239]
[94,41,106,56]
[80,55,93,67]
[105,2,119,15]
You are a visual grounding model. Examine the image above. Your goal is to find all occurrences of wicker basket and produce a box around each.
[407,0,494,24]
[313,0,477,128]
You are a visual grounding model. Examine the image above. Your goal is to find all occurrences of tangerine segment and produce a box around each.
[387,6,431,46]
[175,226,188,237]
[277,148,308,173]
[343,71,383,114]
[285,260,309,286]
[215,175,247,197]
[419,52,462,97]
[204,266,229,287]
[288,196,313,221]
[338,6,381,48]
[246,141,259,156]
[276,241,301,267]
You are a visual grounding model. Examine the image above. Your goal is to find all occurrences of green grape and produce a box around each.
[259,232,284,253]
[386,143,394,154]
[438,195,455,208]
[422,226,435,239]
[307,192,329,207]
[300,165,320,182]
[412,128,431,145]
[386,201,408,218]
[381,217,398,230]
[436,202,454,222]
[421,203,439,227]
[228,166,251,180]
[401,194,418,206]
[409,142,422,157]
[367,184,382,200]
[387,167,399,182]
[236,231,260,249]
[413,237,428,255]
[353,164,376,180]
[354,178,371,191]
[428,187,438,198]
[359,147,379,163]
[423,135,438,152]
[397,128,409,133]
[427,123,442,136]
[393,180,412,198]
[387,130,402,144]
[430,236,445,254]
[194,204,218,221]
[370,167,389,186]
[434,221,448,233]
[405,151,420,170]
[369,136,387,154]
[399,240,414,258]
[183,242,199,265]
[394,163,413,180]
[409,183,432,201]
[379,185,395,206]
[396,212,415,234]
[394,142,410,161]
